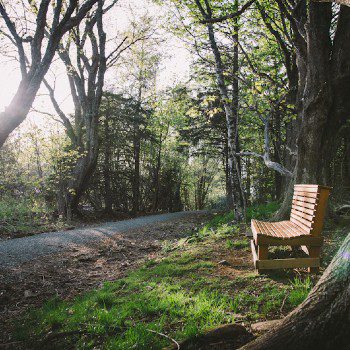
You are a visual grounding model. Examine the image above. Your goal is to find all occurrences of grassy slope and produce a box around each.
[12,202,321,350]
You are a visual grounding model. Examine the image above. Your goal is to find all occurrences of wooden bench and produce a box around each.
[251,184,331,272]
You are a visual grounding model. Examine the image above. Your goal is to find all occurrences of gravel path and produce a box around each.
[0,211,202,268]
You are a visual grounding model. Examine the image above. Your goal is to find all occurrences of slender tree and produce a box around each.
[45,0,111,218]
[194,0,246,221]
[0,0,101,148]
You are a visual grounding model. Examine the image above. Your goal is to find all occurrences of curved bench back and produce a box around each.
[291,184,331,236]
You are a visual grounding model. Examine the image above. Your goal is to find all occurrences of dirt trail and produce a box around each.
[0,211,205,267]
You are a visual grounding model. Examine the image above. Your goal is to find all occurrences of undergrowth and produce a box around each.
[0,196,55,236]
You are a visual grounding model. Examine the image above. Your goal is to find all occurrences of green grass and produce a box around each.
[226,238,250,249]
[15,254,233,349]
[13,205,314,349]
[15,252,311,349]
[288,277,312,306]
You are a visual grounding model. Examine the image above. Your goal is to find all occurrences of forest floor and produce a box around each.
[0,213,210,343]
[0,208,348,350]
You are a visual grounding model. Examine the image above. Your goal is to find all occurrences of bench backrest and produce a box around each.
[291,184,331,236]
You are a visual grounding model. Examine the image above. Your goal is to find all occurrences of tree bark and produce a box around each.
[152,135,163,212]
[103,115,113,214]
[240,232,350,350]
[318,5,350,185]
[195,0,246,220]
[296,2,333,184]
[48,0,107,219]
[0,0,100,148]
[132,119,141,214]
[275,2,350,219]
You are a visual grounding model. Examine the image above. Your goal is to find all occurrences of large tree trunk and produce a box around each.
[205,19,245,220]
[274,3,350,219]
[274,2,332,220]
[103,116,113,214]
[296,2,333,184]
[240,232,350,350]
[132,117,141,215]
[318,5,350,185]
[295,4,350,186]
[0,79,41,148]
[58,132,99,220]
[50,0,107,219]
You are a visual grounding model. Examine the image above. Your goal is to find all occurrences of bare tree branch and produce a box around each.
[0,2,27,76]
[200,0,256,24]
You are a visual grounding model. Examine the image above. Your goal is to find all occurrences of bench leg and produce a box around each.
[308,247,320,273]
[258,245,268,260]
[257,245,268,273]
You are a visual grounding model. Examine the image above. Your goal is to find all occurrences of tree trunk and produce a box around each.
[275,2,342,219]
[343,135,350,188]
[296,2,333,184]
[132,118,141,214]
[152,136,162,212]
[240,232,350,350]
[103,116,113,214]
[0,79,40,147]
[224,141,234,209]
[318,5,350,185]
[205,19,245,221]
[58,135,99,220]
[50,0,107,219]
[245,157,251,205]
[272,110,283,200]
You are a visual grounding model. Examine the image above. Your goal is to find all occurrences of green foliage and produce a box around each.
[246,202,280,221]
[206,211,235,227]
[0,196,50,235]
[288,277,312,307]
[186,216,239,243]
[226,238,250,249]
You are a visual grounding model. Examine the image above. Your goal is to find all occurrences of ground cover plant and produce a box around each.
[12,207,318,350]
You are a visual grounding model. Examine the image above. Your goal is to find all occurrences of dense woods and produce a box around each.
[1,0,349,223]
[0,0,349,349]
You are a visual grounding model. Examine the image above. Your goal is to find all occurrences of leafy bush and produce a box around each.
[0,196,50,235]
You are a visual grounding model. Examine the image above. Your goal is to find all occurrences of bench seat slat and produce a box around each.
[271,221,297,237]
[293,195,318,204]
[278,221,308,236]
[294,186,319,193]
[292,199,318,210]
[251,219,322,246]
[252,219,310,239]
[291,204,315,216]
[291,208,315,222]
[293,190,319,199]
